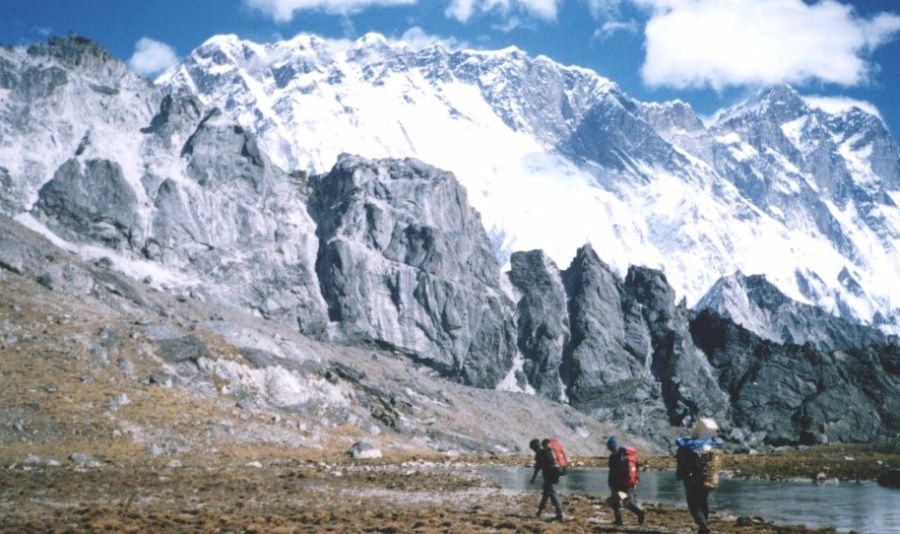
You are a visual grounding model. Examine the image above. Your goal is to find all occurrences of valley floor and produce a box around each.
[2,448,895,533]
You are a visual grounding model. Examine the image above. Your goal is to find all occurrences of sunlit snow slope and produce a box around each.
[159,33,900,331]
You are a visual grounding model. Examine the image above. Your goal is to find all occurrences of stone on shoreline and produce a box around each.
[348,441,382,459]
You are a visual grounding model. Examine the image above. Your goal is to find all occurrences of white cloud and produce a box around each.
[587,0,623,19]
[803,95,883,120]
[128,38,178,77]
[638,0,900,90]
[396,27,467,51]
[594,19,639,39]
[445,0,561,23]
[245,0,415,21]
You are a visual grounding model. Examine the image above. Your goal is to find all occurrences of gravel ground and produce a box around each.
[0,459,849,534]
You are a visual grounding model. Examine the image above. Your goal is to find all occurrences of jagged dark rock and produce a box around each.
[558,245,667,435]
[308,155,517,388]
[624,266,728,429]
[140,93,203,139]
[508,245,725,437]
[690,308,900,445]
[507,250,569,400]
[34,158,140,248]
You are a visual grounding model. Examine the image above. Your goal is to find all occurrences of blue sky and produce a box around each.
[3,0,900,135]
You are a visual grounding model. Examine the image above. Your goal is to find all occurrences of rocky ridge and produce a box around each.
[696,271,891,350]
[690,308,900,446]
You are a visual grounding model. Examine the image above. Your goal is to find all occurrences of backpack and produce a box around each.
[676,439,721,490]
[693,450,721,489]
[544,438,569,475]
[615,446,640,487]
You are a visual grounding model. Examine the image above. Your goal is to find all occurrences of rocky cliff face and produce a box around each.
[1,36,328,337]
[559,246,669,435]
[691,309,900,445]
[308,155,517,388]
[0,214,634,458]
[508,245,725,437]
[506,250,569,400]
[623,267,728,429]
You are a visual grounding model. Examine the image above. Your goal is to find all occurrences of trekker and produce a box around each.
[529,438,564,521]
[606,436,645,526]
[675,418,722,534]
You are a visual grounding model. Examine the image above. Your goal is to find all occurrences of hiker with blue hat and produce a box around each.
[606,436,645,526]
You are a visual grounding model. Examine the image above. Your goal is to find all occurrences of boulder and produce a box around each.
[347,441,382,460]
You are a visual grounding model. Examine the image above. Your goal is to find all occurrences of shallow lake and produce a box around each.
[477,467,900,533]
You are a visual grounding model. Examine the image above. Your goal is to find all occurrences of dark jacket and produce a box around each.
[606,447,625,490]
[608,446,628,489]
[533,447,560,483]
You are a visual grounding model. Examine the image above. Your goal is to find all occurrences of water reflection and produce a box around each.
[477,467,900,534]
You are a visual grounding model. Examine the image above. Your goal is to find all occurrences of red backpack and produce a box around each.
[544,438,569,474]
[616,447,640,487]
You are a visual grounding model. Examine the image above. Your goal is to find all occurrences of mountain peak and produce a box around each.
[354,32,390,48]
[754,83,802,103]
[194,34,247,60]
[200,33,242,49]
[26,34,118,69]
[716,83,808,126]
[695,270,888,350]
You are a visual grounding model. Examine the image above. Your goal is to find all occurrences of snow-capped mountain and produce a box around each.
[159,32,900,330]
[695,271,890,350]
[3,35,899,446]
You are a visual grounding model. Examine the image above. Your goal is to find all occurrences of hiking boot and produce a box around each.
[638,509,645,525]
[554,513,564,522]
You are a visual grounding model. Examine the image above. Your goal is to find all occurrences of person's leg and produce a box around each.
[699,488,711,525]
[612,492,623,524]
[685,484,708,530]
[544,479,562,519]
[537,487,549,516]
[624,487,645,524]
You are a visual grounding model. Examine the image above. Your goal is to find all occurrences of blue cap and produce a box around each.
[606,436,619,452]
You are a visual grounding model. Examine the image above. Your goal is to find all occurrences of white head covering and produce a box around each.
[691,417,719,439]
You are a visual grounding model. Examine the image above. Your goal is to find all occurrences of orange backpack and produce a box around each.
[544,438,569,474]
[615,446,640,487]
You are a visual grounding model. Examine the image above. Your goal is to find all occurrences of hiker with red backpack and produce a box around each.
[529,438,567,521]
[606,436,646,526]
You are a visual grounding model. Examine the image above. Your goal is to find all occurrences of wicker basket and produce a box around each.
[690,450,721,489]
